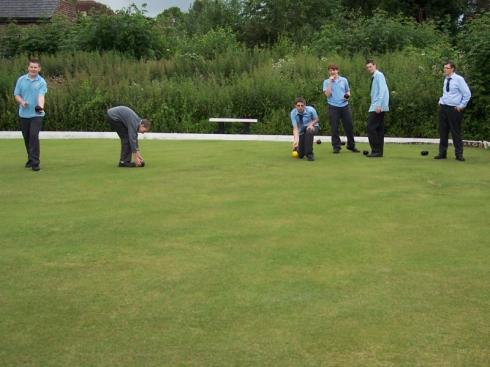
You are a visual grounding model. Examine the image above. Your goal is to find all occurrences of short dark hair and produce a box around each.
[444,61,456,70]
[365,59,375,66]
[328,64,339,71]
[29,58,41,66]
[294,97,306,106]
[141,119,151,130]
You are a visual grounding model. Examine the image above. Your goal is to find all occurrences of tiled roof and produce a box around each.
[0,0,62,19]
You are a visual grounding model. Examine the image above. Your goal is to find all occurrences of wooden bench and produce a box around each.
[209,118,258,134]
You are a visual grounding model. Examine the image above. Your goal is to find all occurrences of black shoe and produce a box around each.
[118,161,136,167]
[31,166,40,171]
[25,161,32,168]
[333,149,340,154]
[455,156,465,162]
[366,153,382,158]
[434,155,447,160]
[307,154,315,161]
[347,147,360,153]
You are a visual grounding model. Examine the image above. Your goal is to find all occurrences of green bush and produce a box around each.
[312,10,448,56]
[458,12,490,140]
[0,48,488,139]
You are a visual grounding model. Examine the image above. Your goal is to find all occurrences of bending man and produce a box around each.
[106,106,151,167]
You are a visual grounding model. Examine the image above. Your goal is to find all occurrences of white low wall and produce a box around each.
[0,131,487,148]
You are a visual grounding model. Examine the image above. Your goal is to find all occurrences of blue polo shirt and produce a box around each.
[290,106,319,133]
[322,76,350,107]
[14,74,47,118]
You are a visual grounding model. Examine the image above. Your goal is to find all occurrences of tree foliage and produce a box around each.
[458,11,490,139]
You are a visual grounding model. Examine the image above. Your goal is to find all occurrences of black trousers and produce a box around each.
[439,105,464,157]
[106,115,132,163]
[367,112,385,155]
[20,117,43,167]
[298,126,320,157]
[328,105,355,149]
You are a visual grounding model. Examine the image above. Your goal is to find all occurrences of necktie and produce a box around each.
[446,78,451,92]
[298,113,304,129]
[370,76,374,90]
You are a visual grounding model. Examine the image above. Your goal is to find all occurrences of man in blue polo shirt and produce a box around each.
[291,97,320,161]
[323,64,359,154]
[365,59,389,158]
[14,58,47,171]
[435,62,471,161]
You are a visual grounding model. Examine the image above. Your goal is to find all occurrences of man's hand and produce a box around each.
[20,100,28,108]
[135,156,143,167]
[375,106,382,114]
[35,106,44,113]
[455,107,463,112]
[306,123,317,132]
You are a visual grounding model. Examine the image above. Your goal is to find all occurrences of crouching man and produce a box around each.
[291,97,320,161]
[106,106,151,167]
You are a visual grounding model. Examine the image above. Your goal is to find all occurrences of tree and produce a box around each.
[457,11,490,139]
[341,0,469,23]
[185,0,242,35]
[240,0,341,46]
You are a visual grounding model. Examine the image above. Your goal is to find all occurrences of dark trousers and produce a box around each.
[20,117,43,167]
[106,115,132,163]
[439,105,464,157]
[298,126,320,157]
[367,112,385,155]
[328,105,356,150]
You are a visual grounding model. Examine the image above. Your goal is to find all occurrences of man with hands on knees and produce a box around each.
[106,106,151,167]
[291,97,320,161]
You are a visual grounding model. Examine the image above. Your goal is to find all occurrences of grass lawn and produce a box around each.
[1,139,489,367]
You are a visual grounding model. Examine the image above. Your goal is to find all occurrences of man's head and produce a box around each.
[443,62,455,77]
[138,119,151,134]
[28,58,41,78]
[294,97,306,114]
[328,64,339,78]
[365,59,377,74]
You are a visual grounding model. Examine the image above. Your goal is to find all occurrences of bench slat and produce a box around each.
[209,118,258,123]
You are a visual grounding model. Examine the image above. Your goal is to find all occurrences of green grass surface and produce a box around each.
[1,139,489,367]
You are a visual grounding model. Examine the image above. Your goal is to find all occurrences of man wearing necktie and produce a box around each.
[290,97,320,161]
[365,60,389,158]
[435,62,471,161]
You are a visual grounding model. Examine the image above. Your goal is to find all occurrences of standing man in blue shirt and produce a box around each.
[14,59,47,171]
[365,60,389,158]
[291,97,320,161]
[323,64,359,154]
[435,62,471,161]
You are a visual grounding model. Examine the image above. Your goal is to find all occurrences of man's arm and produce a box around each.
[292,126,299,148]
[15,95,27,108]
[307,108,319,130]
[458,78,471,110]
[323,79,333,97]
[37,95,45,110]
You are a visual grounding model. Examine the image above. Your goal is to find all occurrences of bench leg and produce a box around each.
[242,122,250,134]
[219,121,225,134]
